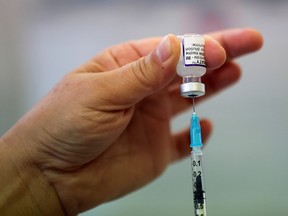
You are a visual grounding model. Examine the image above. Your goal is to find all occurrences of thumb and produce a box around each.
[103,34,180,106]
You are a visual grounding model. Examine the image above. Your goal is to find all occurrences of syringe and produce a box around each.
[175,34,208,215]
[190,110,207,216]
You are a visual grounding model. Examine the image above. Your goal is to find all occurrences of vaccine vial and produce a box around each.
[176,34,206,98]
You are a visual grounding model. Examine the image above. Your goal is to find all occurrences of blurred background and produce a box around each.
[1,0,288,215]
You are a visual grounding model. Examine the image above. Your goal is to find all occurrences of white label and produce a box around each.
[183,36,206,67]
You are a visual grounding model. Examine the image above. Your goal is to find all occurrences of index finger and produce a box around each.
[207,28,263,60]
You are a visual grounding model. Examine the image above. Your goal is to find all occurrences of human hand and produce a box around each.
[1,28,263,215]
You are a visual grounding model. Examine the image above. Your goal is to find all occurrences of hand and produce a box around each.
[1,28,263,215]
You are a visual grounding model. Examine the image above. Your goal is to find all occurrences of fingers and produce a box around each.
[74,28,262,111]
[79,34,228,109]
[100,34,228,107]
[207,28,263,60]
[76,28,262,74]
[171,119,213,162]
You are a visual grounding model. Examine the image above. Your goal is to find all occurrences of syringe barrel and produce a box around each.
[191,147,207,216]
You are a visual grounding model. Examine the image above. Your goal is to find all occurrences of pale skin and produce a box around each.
[0,28,263,215]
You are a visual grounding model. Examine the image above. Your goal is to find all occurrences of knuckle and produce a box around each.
[130,57,158,91]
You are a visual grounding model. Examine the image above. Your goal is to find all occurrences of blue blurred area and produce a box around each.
[1,0,288,215]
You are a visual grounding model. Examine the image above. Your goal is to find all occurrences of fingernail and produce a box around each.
[156,35,172,63]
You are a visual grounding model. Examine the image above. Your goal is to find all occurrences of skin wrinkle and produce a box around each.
[136,57,155,88]
[72,56,105,73]
[94,41,146,73]
[110,42,142,66]
[92,61,106,72]
[79,106,122,128]
[128,38,161,57]
[127,41,143,60]
[2,138,61,215]
[89,50,119,72]
[49,173,79,215]
[8,160,42,215]
[124,58,156,95]
[43,104,133,169]
[38,119,109,167]
[37,128,81,170]
[108,48,121,68]
[93,104,134,125]
[11,122,59,171]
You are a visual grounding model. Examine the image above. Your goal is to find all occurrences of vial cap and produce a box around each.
[180,82,205,98]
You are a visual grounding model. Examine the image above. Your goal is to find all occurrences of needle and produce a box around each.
[192,97,196,113]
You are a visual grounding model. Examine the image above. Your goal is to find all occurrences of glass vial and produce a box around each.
[176,34,206,98]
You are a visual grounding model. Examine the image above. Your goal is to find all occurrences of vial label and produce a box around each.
[183,36,206,67]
